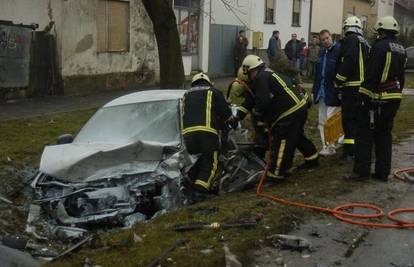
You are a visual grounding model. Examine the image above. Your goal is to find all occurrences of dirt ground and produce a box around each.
[253,133,414,267]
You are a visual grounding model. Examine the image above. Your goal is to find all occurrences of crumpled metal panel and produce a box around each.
[39,141,164,182]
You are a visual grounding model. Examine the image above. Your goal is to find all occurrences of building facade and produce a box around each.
[311,0,344,36]
[394,0,414,36]
[343,0,394,36]
[174,0,311,76]
[0,0,159,94]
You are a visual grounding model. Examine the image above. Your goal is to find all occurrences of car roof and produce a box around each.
[103,89,186,108]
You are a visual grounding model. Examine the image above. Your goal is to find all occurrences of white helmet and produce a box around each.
[343,16,363,29]
[241,55,264,75]
[191,72,212,86]
[374,16,399,34]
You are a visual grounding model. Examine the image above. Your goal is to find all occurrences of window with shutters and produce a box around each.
[97,0,130,52]
[264,0,276,24]
[292,0,301,27]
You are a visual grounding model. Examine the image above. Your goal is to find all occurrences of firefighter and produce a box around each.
[182,72,232,193]
[335,16,370,160]
[230,55,318,180]
[345,16,406,181]
[227,68,268,147]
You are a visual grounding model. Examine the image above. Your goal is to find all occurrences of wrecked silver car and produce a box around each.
[26,90,264,243]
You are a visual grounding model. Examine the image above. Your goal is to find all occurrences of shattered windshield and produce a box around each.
[74,100,180,145]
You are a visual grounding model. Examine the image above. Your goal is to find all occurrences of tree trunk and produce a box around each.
[142,0,185,88]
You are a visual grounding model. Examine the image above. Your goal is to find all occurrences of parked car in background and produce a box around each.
[406,47,414,71]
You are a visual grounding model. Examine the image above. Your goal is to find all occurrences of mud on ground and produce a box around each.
[253,134,414,267]
[0,164,36,236]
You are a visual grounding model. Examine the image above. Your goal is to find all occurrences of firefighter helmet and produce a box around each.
[374,16,399,34]
[343,16,362,29]
[241,55,264,75]
[237,67,248,82]
[191,72,212,86]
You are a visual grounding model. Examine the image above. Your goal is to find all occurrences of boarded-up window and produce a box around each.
[98,0,129,52]
[292,0,301,26]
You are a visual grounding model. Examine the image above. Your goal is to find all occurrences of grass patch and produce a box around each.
[0,109,95,166]
[0,95,413,267]
[405,72,414,88]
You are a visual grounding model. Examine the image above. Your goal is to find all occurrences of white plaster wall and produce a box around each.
[199,0,211,72]
[210,0,250,25]
[311,0,344,34]
[198,0,311,72]
[250,0,311,47]
[61,0,159,79]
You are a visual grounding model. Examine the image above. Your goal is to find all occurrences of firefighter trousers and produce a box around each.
[268,108,317,177]
[184,132,220,192]
[341,87,359,157]
[353,100,400,179]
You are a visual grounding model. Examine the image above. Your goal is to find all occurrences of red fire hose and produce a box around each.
[255,148,414,228]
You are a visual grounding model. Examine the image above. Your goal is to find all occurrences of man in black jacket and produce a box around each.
[335,16,370,160]
[182,73,232,193]
[285,33,302,69]
[231,55,318,180]
[345,16,407,181]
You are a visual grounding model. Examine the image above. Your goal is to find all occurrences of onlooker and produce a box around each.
[307,36,320,77]
[267,30,282,62]
[299,37,307,75]
[312,29,341,156]
[284,33,301,69]
[233,30,249,76]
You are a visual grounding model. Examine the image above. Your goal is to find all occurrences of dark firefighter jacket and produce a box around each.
[182,86,232,136]
[335,32,370,87]
[359,35,407,102]
[237,67,307,129]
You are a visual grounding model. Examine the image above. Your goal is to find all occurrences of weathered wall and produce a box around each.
[61,0,159,92]
[0,0,160,94]
[377,0,395,18]
[312,0,344,35]
[343,0,378,33]
[0,0,63,69]
[395,3,414,35]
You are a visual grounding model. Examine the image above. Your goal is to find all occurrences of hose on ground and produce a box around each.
[255,136,414,228]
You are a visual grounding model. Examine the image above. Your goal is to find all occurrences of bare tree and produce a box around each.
[142,0,185,88]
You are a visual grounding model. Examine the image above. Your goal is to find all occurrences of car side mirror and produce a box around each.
[57,134,74,145]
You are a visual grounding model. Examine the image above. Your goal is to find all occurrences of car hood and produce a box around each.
[39,140,168,182]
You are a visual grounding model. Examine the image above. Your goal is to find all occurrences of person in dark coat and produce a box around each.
[284,33,301,69]
[233,30,249,76]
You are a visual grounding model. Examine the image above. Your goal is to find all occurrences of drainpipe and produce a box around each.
[308,0,314,42]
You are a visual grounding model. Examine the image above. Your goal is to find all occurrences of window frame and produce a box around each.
[291,0,301,27]
[174,0,200,55]
[264,0,276,24]
[97,0,130,53]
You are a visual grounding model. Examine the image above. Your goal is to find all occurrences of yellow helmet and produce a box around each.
[237,67,248,82]
[343,16,362,29]
[191,72,212,86]
[374,16,399,34]
[241,55,264,75]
